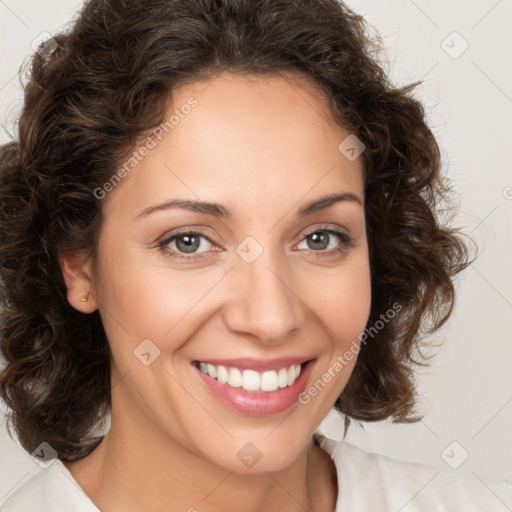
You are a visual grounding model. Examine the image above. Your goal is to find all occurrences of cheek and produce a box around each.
[93,247,229,354]
[304,254,371,393]
[296,267,370,413]
[311,257,372,345]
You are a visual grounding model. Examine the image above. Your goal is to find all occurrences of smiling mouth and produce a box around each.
[192,360,313,393]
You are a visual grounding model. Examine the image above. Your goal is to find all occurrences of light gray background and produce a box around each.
[1,0,511,504]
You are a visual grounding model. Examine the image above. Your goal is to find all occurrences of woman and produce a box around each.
[0,0,510,510]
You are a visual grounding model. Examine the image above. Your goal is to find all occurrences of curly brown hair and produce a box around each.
[0,0,472,462]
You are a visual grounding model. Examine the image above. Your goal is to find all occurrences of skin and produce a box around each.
[60,71,371,512]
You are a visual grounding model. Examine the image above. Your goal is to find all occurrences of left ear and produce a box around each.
[58,250,98,313]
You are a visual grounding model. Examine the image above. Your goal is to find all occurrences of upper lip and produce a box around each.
[193,356,315,372]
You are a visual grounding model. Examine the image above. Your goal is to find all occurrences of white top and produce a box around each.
[2,434,512,511]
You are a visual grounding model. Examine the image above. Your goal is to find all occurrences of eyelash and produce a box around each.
[157,225,355,262]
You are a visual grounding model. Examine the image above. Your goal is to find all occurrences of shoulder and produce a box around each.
[1,460,99,512]
[317,433,512,511]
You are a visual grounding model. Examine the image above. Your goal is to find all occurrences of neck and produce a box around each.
[64,389,337,512]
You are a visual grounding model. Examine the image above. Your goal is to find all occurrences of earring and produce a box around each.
[80,295,88,303]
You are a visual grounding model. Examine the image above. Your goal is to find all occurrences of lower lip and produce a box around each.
[194,361,315,416]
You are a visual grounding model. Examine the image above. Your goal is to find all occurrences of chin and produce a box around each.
[195,429,312,475]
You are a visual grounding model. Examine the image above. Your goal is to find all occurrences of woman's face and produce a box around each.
[87,72,371,473]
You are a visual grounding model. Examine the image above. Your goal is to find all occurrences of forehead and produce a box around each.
[170,71,344,149]
[103,71,365,219]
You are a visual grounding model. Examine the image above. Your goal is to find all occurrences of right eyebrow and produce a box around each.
[136,199,231,220]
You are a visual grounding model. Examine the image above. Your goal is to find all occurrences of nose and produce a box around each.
[222,252,306,346]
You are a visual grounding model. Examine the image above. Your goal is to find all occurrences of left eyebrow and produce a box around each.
[135,191,363,220]
[296,192,363,216]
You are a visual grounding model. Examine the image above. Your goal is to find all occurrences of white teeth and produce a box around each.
[260,370,279,392]
[217,365,228,384]
[206,363,217,379]
[197,361,304,393]
[242,370,260,391]
[228,368,243,387]
[287,366,296,386]
[277,368,288,388]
